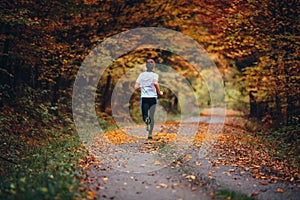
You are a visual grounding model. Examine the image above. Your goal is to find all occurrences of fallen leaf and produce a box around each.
[251,192,259,197]
[159,183,168,188]
[275,188,284,193]
[154,160,161,165]
[195,161,202,166]
[87,190,97,199]
[259,181,268,185]
[102,177,108,182]
[222,172,232,176]
[186,175,196,180]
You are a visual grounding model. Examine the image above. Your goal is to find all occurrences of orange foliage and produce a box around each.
[211,133,300,183]
[105,130,137,145]
[153,132,177,143]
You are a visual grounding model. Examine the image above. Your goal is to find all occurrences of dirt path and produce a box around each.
[85,126,215,200]
[185,150,300,200]
[86,161,212,200]
[83,113,300,200]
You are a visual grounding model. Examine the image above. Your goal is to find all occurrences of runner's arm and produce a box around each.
[154,80,163,95]
[134,82,140,90]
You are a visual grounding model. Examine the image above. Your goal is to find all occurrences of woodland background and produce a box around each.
[0,0,299,199]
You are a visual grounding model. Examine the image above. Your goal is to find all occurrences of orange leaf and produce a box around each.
[251,192,259,197]
[275,188,284,193]
[87,190,97,199]
[259,181,268,185]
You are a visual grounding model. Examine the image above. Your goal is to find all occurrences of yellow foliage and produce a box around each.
[153,132,177,143]
[193,132,220,146]
[105,130,137,145]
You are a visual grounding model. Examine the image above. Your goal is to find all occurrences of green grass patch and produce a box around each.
[159,145,173,153]
[215,189,255,200]
[0,116,91,200]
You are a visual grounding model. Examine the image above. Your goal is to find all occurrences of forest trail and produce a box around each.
[82,110,300,200]
[83,125,214,200]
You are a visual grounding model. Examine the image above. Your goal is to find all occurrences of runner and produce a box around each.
[134,59,163,139]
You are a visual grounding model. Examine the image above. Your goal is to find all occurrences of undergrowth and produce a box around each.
[0,103,91,200]
[227,116,300,169]
[257,123,300,169]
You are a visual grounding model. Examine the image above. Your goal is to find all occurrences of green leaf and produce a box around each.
[40,187,48,193]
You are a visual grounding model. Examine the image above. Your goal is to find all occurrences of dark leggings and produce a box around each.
[141,97,157,135]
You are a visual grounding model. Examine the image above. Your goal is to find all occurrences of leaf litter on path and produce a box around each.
[80,118,299,199]
[80,122,216,199]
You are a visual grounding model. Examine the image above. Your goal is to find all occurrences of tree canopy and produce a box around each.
[1,0,299,129]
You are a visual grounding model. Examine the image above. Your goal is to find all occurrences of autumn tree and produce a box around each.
[196,0,299,124]
[3,0,298,125]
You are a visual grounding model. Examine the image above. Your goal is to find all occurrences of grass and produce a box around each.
[215,189,255,200]
[0,126,90,200]
[159,145,173,153]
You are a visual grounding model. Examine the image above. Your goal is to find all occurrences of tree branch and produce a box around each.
[0,68,14,77]
[0,156,17,165]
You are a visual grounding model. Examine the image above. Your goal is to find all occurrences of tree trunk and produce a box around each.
[101,73,112,112]
[249,90,257,117]
[275,91,283,124]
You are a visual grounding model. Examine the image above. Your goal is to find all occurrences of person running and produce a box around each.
[134,59,163,139]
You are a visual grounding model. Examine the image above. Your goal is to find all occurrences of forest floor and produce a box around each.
[80,109,300,200]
